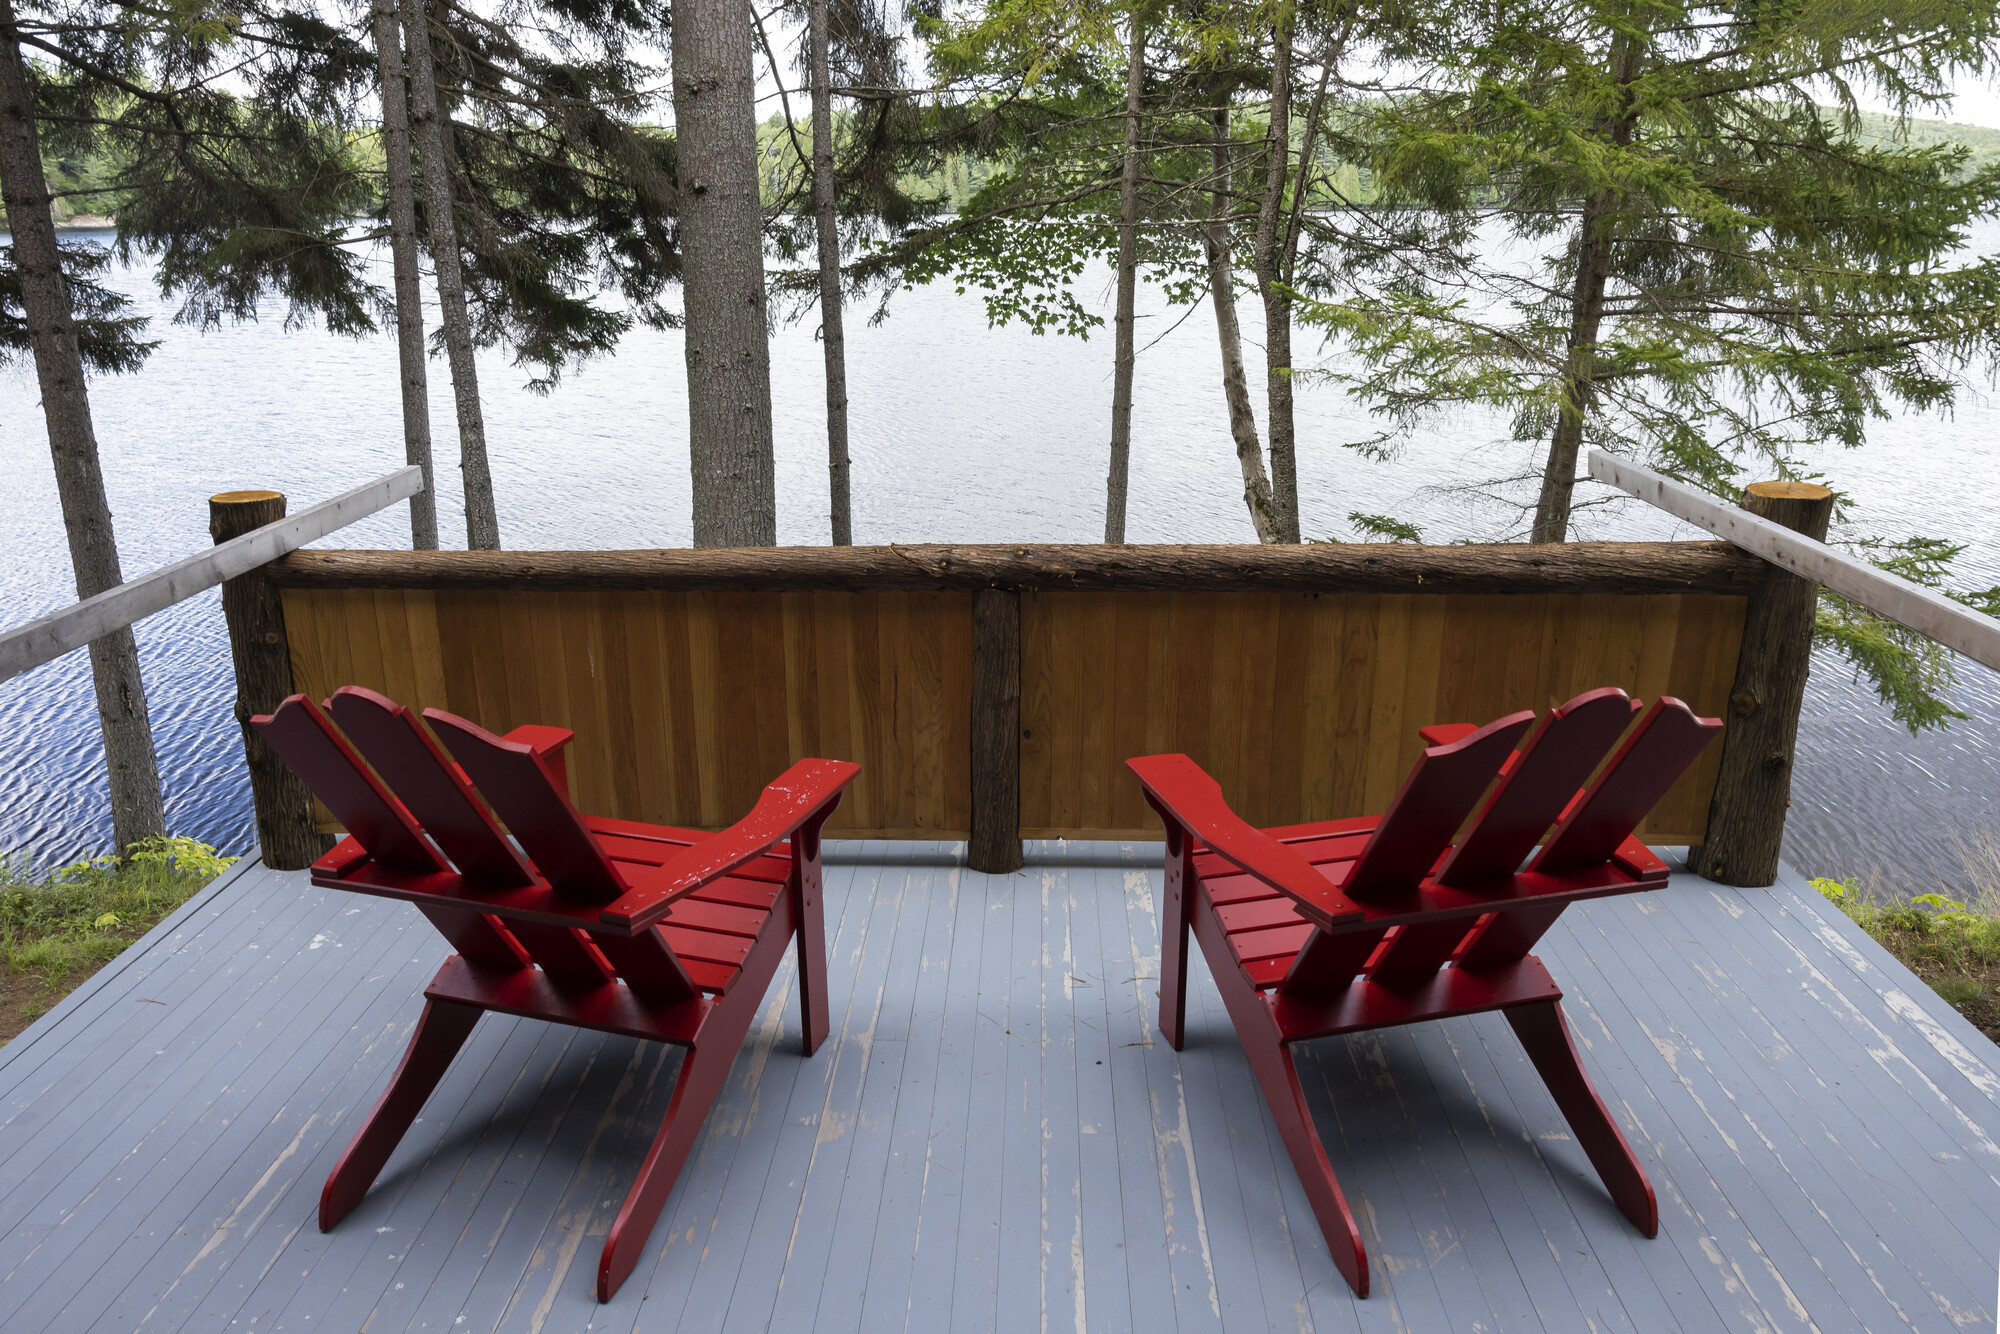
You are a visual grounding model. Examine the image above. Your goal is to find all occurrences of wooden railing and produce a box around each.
[252,542,1769,873]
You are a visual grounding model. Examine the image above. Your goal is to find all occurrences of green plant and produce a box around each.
[0,836,236,989]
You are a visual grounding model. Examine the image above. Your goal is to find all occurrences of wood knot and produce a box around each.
[1762,751,1789,772]
[1730,690,1759,717]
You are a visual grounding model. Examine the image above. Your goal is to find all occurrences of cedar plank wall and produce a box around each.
[282,583,1742,845]
[281,589,974,837]
[1021,591,1742,842]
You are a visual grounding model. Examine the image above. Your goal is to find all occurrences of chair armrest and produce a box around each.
[1126,754,1362,931]
[600,758,862,934]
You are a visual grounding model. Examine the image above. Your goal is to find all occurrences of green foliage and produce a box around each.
[0,238,156,374]
[1347,512,1425,544]
[0,836,236,988]
[1814,876,2000,970]
[1297,0,2000,530]
[1813,534,2000,734]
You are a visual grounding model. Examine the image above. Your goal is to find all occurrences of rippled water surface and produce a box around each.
[5,230,1999,895]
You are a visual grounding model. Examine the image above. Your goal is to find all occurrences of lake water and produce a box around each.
[5,227,1999,897]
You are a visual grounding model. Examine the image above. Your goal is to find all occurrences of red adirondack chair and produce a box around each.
[252,686,859,1300]
[1126,688,1720,1296]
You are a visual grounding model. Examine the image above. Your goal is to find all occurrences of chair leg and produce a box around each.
[596,1027,746,1301]
[1249,1040,1370,1296]
[1159,829,1193,1051]
[792,854,830,1057]
[321,998,482,1230]
[1505,1000,1658,1237]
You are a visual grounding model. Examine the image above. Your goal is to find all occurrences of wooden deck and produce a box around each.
[2,843,1995,1332]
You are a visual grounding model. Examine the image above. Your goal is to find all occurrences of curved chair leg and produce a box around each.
[596,1026,747,1301]
[321,999,482,1230]
[1253,1040,1370,1296]
[1505,1000,1658,1236]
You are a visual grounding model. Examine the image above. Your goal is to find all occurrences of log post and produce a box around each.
[212,491,329,870]
[969,587,1023,873]
[1686,481,1834,887]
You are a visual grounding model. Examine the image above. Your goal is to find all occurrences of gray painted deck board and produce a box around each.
[3,844,1997,1332]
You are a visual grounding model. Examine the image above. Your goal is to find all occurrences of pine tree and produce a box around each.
[1308,0,2000,542]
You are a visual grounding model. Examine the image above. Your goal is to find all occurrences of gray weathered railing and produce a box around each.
[1591,451,2000,671]
[1592,448,2000,886]
[0,467,424,684]
[0,468,424,867]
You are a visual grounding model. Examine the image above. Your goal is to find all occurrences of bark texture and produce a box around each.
[674,0,779,547]
[1252,23,1299,542]
[399,0,501,550]
[1105,17,1144,545]
[1686,482,1834,887]
[0,6,166,854]
[810,0,851,545]
[272,540,1764,595]
[1205,109,1281,544]
[370,0,439,550]
[211,493,332,870]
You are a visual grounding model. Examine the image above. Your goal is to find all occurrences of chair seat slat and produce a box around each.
[1228,922,1317,964]
[660,925,756,968]
[666,898,769,937]
[1214,896,1308,934]
[686,876,785,911]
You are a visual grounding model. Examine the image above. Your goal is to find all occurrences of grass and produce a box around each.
[0,836,237,1044]
[1814,837,2000,1044]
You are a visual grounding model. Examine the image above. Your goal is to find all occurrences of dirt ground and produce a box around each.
[0,959,112,1046]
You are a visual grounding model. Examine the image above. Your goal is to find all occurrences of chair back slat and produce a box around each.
[1366,920,1478,990]
[508,922,620,988]
[1276,925,1386,998]
[425,708,628,902]
[595,928,703,1003]
[327,688,539,888]
[415,904,533,971]
[1529,697,1722,874]
[253,696,447,873]
[1435,689,1640,886]
[1452,902,1570,970]
[1340,711,1534,899]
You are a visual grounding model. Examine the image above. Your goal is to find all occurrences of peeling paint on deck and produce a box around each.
[0,847,1997,1331]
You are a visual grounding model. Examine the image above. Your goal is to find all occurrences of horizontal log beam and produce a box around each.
[269,541,1763,596]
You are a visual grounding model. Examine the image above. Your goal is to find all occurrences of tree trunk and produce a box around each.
[399,0,501,550]
[1105,16,1143,545]
[810,0,851,546]
[370,0,439,551]
[1531,35,1637,545]
[0,5,166,854]
[1205,107,1281,544]
[1530,191,1614,544]
[1252,21,1299,543]
[674,0,779,547]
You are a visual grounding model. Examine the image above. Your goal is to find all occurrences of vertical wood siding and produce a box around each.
[283,588,974,836]
[1018,591,1745,843]
[283,587,1743,844]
